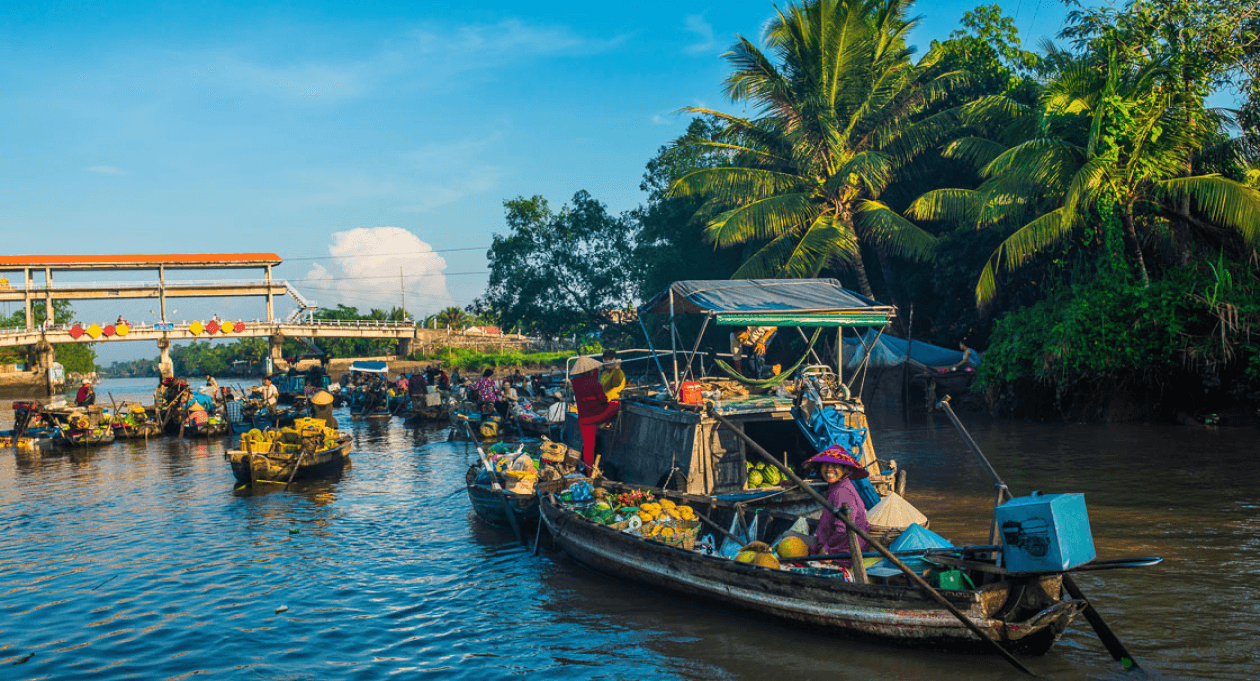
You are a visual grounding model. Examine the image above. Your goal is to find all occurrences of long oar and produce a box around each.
[936,395,1144,673]
[465,421,525,546]
[706,403,1035,677]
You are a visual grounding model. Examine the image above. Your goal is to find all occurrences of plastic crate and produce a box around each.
[996,492,1095,573]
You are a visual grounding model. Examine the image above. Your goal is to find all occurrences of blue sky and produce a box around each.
[1,0,1082,362]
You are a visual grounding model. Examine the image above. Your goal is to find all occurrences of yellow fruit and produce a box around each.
[735,550,758,563]
[753,552,782,569]
[776,536,810,559]
[659,499,676,509]
[661,528,675,538]
[638,511,653,523]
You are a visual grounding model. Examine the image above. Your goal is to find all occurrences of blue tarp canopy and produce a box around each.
[639,279,896,327]
[348,361,389,374]
[841,329,979,372]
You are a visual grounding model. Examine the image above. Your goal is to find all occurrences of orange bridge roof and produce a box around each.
[0,253,282,269]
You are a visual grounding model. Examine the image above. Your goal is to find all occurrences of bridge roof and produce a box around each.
[0,253,282,270]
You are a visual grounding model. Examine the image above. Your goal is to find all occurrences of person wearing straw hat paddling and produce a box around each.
[570,355,618,469]
[804,445,871,563]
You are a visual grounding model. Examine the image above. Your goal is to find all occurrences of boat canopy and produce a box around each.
[638,279,895,327]
[348,361,389,374]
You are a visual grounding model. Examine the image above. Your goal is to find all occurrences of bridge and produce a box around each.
[0,253,425,386]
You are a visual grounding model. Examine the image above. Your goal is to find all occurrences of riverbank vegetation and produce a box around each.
[476,0,1260,421]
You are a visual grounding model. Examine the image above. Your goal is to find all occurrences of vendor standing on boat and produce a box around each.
[472,369,499,415]
[732,326,777,378]
[805,445,870,561]
[571,356,618,468]
[261,377,279,414]
[309,390,337,429]
[598,350,625,400]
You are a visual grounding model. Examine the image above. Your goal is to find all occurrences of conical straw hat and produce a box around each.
[866,492,927,530]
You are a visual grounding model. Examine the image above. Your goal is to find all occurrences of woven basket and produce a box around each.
[652,523,700,550]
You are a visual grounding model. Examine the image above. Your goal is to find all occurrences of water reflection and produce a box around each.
[0,380,1256,680]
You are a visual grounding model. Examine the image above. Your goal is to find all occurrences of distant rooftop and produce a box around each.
[0,253,283,270]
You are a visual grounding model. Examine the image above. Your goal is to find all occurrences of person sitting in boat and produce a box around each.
[472,369,499,414]
[437,370,450,391]
[731,326,777,378]
[546,390,567,441]
[805,445,871,562]
[309,390,337,429]
[599,350,626,401]
[223,392,244,426]
[75,379,96,407]
[571,356,619,468]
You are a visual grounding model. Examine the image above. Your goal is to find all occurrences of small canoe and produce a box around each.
[227,434,352,485]
[55,426,115,448]
[540,483,1086,655]
[464,464,539,529]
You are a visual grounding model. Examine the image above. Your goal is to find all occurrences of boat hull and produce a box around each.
[466,477,540,529]
[540,495,1082,654]
[227,436,352,484]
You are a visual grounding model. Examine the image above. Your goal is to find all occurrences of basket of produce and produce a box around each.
[647,520,700,550]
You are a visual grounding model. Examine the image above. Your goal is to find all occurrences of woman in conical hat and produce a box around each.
[804,445,871,561]
[570,355,618,469]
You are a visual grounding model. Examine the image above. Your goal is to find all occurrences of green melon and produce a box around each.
[747,470,765,487]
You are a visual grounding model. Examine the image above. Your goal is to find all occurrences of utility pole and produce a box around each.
[399,267,405,322]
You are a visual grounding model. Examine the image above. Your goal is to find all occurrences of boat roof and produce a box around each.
[638,279,896,327]
[348,361,389,373]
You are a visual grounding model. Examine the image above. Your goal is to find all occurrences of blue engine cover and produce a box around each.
[995,492,1096,573]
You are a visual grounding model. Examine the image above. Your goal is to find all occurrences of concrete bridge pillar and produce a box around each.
[397,335,413,359]
[33,340,56,394]
[269,333,287,374]
[157,338,173,379]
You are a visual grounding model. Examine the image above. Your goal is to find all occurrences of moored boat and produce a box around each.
[465,464,540,528]
[540,482,1086,654]
[226,431,352,485]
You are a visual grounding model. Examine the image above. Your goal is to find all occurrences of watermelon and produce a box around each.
[763,467,782,486]
[747,470,765,487]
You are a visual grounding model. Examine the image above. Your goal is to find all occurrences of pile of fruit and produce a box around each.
[240,426,341,453]
[745,461,789,488]
[733,535,811,570]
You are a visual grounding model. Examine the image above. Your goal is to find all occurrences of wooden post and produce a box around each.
[843,504,867,584]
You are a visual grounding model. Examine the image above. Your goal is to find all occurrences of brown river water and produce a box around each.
[1,378,1256,680]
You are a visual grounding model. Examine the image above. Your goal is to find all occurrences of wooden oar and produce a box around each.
[465,421,525,546]
[706,402,1035,677]
[284,447,308,490]
[936,395,1144,673]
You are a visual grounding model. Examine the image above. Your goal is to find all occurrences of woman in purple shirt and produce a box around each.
[804,445,870,560]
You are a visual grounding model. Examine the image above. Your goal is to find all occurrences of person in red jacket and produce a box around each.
[570,355,619,468]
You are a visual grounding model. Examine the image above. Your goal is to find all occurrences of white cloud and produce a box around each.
[683,15,717,55]
[300,227,454,315]
[86,165,129,176]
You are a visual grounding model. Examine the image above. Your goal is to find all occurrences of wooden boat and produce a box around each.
[540,482,1086,654]
[0,427,56,450]
[55,424,115,447]
[226,433,352,485]
[405,391,451,423]
[464,464,539,528]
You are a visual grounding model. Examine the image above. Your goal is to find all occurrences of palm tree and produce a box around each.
[910,41,1260,305]
[669,0,959,297]
[435,306,468,331]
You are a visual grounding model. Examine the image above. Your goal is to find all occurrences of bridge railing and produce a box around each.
[0,278,293,291]
[0,317,418,338]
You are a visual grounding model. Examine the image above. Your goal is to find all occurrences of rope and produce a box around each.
[712,328,822,388]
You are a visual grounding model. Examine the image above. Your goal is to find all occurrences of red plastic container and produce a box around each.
[679,381,702,405]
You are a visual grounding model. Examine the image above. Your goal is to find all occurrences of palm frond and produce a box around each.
[670,167,807,201]
[780,213,860,277]
[942,137,1009,171]
[703,193,819,247]
[1157,175,1260,247]
[853,199,938,260]
[976,208,1070,306]
[905,188,977,225]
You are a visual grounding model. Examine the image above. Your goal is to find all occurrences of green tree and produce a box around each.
[669,0,957,298]
[434,306,469,331]
[1,301,97,373]
[910,41,1260,304]
[476,191,641,337]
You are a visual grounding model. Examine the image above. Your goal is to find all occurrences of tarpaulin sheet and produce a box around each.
[639,279,895,326]
[841,329,980,372]
[348,361,389,374]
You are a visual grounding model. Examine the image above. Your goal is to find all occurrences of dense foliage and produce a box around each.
[476,0,1259,420]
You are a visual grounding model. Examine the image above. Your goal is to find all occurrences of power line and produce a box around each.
[285,270,488,283]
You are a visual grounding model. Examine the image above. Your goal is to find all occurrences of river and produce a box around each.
[1,377,1255,680]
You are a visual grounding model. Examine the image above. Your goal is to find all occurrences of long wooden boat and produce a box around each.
[226,434,352,485]
[464,464,539,528]
[0,427,56,450]
[540,483,1085,654]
